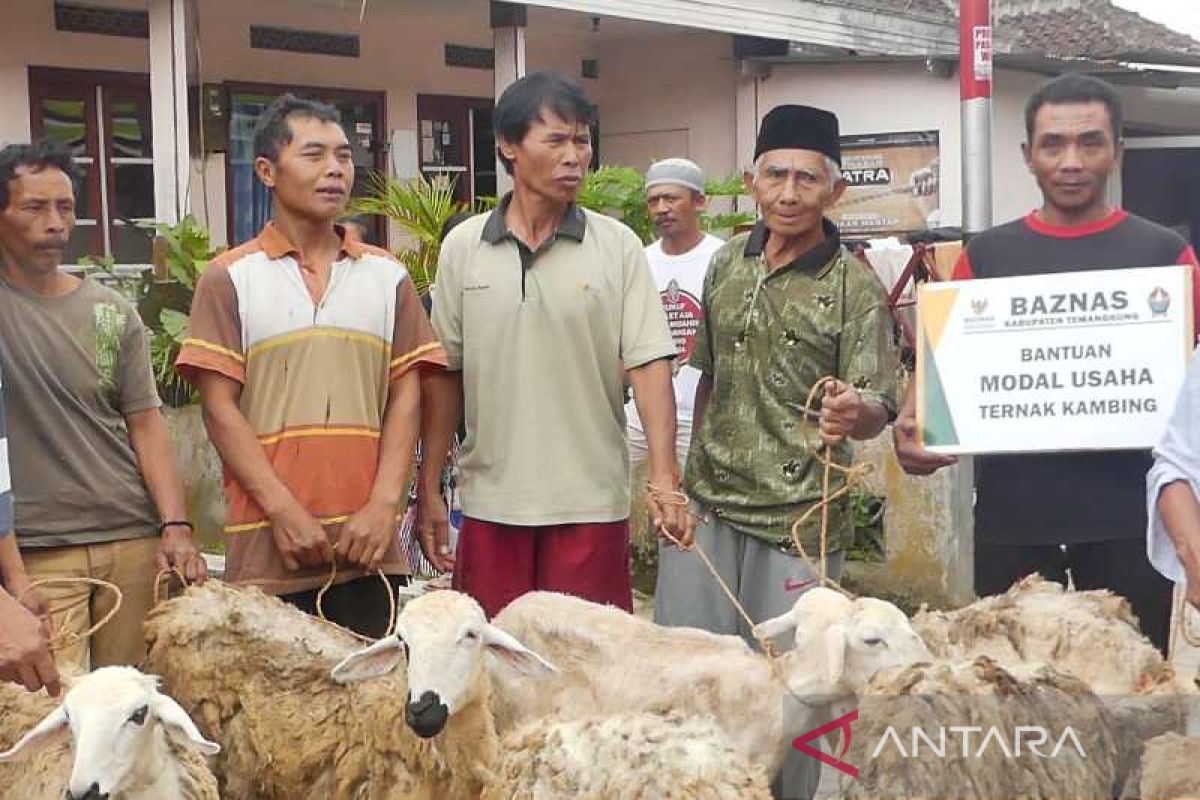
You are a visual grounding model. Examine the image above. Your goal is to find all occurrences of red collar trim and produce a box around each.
[1023,209,1128,239]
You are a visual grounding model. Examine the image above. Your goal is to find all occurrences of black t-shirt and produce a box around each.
[954,210,1197,544]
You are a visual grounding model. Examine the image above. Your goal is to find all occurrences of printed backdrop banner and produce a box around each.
[917,266,1193,454]
[831,130,940,237]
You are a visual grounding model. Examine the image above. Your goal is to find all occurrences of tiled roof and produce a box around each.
[867,0,1200,57]
[998,0,1200,56]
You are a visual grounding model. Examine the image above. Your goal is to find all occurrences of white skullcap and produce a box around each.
[645,158,706,194]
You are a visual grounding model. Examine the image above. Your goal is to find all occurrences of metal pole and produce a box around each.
[949,0,992,603]
[960,0,993,236]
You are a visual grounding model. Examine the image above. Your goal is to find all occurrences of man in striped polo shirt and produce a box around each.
[0,366,59,695]
[178,95,447,637]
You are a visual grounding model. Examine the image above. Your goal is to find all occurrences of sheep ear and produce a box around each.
[753,610,798,642]
[0,705,69,762]
[151,693,220,756]
[330,635,405,684]
[481,625,558,676]
[825,623,847,687]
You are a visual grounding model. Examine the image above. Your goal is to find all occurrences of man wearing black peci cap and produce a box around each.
[659,104,898,799]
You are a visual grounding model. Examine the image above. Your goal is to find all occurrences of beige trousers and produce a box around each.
[19,536,159,671]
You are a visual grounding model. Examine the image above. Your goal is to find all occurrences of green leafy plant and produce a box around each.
[348,172,466,296]
[845,488,886,563]
[137,216,219,406]
[575,166,754,244]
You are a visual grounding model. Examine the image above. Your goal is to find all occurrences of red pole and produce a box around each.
[959,0,993,236]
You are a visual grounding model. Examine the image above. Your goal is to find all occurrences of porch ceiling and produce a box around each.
[516,0,959,56]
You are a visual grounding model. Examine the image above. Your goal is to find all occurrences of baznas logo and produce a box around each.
[1149,287,1171,316]
[971,297,988,315]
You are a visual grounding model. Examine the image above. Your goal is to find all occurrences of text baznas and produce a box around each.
[1010,290,1127,316]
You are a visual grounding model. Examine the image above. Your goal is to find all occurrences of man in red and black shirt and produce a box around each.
[895,74,1198,653]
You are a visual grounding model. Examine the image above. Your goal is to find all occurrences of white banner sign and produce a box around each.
[917,266,1194,454]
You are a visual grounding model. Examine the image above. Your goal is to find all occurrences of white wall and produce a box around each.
[0,67,31,147]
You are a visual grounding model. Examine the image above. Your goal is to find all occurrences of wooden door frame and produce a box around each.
[28,66,151,260]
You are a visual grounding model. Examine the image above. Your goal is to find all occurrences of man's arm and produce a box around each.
[629,358,692,546]
[337,369,422,570]
[195,371,332,571]
[892,380,958,475]
[1158,481,1200,608]
[415,369,462,573]
[125,409,207,583]
[0,582,59,696]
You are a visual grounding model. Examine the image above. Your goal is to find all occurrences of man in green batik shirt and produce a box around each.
[658,104,897,800]
[658,104,897,635]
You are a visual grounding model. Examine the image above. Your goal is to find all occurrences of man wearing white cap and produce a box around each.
[627,158,724,471]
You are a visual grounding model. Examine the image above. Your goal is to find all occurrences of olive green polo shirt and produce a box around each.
[432,195,676,525]
[684,220,898,552]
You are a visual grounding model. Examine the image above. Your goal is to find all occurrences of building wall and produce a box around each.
[591,30,738,180]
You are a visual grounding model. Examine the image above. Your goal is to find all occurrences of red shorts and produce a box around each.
[452,517,632,618]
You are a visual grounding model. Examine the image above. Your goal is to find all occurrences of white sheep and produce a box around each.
[334,586,931,783]
[144,580,551,799]
[913,575,1192,696]
[912,576,1197,797]
[480,710,773,800]
[842,656,1123,800]
[0,666,220,800]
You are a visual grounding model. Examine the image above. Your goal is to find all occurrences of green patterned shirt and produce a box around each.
[684,220,898,552]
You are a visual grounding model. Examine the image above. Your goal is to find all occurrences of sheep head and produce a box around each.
[753,588,932,701]
[330,590,557,739]
[0,666,218,800]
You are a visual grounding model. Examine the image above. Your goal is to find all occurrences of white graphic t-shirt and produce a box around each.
[627,233,724,437]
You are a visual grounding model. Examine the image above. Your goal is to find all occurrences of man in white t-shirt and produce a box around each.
[627,158,724,469]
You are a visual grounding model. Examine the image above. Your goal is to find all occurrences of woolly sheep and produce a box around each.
[1140,732,1200,800]
[144,581,549,800]
[842,657,1122,800]
[913,576,1194,796]
[913,575,1192,696]
[480,710,773,800]
[0,666,220,800]
[479,587,932,780]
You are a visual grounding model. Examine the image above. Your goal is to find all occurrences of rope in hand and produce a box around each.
[18,577,123,653]
[788,376,874,596]
[315,560,398,644]
[645,375,872,700]
[648,488,800,697]
[153,566,192,606]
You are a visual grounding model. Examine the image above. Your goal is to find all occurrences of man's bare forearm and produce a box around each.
[1160,481,1200,579]
[628,358,678,483]
[851,401,889,440]
[418,370,462,494]
[0,535,26,588]
[370,371,422,508]
[197,373,299,517]
[126,408,189,521]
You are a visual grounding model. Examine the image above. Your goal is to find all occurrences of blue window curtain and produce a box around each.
[230,94,273,245]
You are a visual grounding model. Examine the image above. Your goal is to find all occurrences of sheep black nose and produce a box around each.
[65,783,108,800]
[406,690,449,738]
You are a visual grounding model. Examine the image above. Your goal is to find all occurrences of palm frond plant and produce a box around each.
[348,172,465,296]
[575,166,754,244]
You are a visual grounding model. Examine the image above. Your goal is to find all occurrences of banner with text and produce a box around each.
[918,266,1193,454]
[831,130,940,237]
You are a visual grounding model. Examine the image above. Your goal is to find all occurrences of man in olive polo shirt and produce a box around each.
[417,72,689,617]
